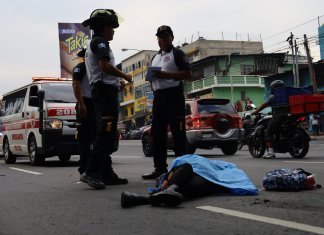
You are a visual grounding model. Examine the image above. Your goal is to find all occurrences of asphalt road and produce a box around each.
[0,140,324,235]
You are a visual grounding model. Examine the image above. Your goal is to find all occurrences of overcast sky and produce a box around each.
[0,0,323,95]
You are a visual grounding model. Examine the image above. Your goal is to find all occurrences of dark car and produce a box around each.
[141,98,243,156]
[125,126,147,140]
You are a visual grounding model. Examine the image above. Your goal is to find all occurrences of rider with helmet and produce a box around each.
[252,80,284,159]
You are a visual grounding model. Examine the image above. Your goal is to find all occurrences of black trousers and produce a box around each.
[152,86,186,170]
[265,117,281,142]
[86,84,119,179]
[76,97,96,174]
[167,163,228,198]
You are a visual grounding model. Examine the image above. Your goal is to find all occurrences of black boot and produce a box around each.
[142,168,168,180]
[149,184,183,207]
[121,191,150,208]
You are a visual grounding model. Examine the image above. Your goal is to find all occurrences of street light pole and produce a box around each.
[226,52,240,104]
[121,48,141,52]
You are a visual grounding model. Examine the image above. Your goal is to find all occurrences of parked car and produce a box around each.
[141,98,243,157]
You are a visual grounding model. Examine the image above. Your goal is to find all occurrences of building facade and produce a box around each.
[119,39,308,126]
[318,25,324,60]
[120,50,157,127]
[185,53,287,108]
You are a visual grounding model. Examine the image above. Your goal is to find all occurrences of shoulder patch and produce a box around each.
[73,67,81,73]
[98,43,107,49]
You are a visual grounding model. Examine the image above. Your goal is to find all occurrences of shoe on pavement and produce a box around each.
[142,169,168,180]
[80,174,105,189]
[150,189,183,207]
[263,152,275,159]
[103,172,128,185]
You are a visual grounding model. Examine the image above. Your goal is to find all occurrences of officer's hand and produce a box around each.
[119,80,126,90]
[79,103,87,118]
[124,74,132,83]
[251,111,257,116]
[154,71,170,79]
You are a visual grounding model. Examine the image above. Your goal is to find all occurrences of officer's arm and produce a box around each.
[72,80,87,117]
[72,80,84,105]
[98,59,132,83]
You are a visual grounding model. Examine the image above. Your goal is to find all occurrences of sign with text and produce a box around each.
[58,23,91,78]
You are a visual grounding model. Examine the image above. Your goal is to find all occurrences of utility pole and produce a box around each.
[294,39,300,87]
[304,34,317,93]
[287,32,297,87]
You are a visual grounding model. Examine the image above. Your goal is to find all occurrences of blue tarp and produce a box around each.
[148,154,258,196]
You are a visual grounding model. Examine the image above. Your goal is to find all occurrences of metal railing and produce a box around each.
[185,75,265,94]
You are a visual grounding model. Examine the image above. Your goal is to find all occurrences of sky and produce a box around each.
[0,0,324,95]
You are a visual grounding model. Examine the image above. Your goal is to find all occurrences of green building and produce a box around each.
[185,53,293,110]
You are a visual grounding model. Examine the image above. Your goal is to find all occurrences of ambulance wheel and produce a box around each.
[28,135,44,166]
[3,138,16,164]
[58,154,71,162]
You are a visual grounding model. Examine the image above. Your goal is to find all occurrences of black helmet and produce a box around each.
[82,9,119,29]
[270,80,284,90]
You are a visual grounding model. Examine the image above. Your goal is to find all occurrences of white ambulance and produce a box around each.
[0,77,79,165]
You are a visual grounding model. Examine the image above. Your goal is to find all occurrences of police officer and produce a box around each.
[81,9,132,189]
[142,25,192,180]
[72,47,96,177]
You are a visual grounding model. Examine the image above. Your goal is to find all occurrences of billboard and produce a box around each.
[58,23,91,78]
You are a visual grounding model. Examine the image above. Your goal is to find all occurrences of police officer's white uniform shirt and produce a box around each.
[151,46,190,91]
[85,36,120,87]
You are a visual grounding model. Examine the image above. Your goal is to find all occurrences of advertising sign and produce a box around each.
[58,23,91,78]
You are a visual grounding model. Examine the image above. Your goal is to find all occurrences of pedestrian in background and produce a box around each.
[234,100,243,112]
[81,9,132,189]
[72,47,96,177]
[312,114,320,136]
[142,25,192,180]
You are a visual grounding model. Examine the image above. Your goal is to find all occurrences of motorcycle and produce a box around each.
[238,118,255,150]
[248,113,310,158]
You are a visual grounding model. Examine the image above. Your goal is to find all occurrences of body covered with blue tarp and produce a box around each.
[148,154,258,196]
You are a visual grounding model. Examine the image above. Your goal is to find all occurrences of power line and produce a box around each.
[263,14,324,41]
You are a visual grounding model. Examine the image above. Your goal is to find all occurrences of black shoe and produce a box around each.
[121,191,150,208]
[103,172,128,185]
[80,174,105,189]
[150,189,183,207]
[142,169,168,180]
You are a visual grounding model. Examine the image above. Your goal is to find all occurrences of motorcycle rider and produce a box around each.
[252,80,284,159]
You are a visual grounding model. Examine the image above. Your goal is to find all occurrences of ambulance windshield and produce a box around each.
[42,82,76,103]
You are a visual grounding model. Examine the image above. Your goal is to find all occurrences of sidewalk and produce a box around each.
[310,132,324,140]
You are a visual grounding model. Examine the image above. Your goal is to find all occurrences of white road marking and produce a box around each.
[197,206,324,235]
[9,167,42,175]
[284,161,324,164]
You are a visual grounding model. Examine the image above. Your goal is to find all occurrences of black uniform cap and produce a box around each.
[156,25,174,37]
[82,9,119,29]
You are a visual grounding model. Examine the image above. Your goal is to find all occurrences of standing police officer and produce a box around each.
[72,48,96,177]
[142,25,192,180]
[81,9,132,189]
